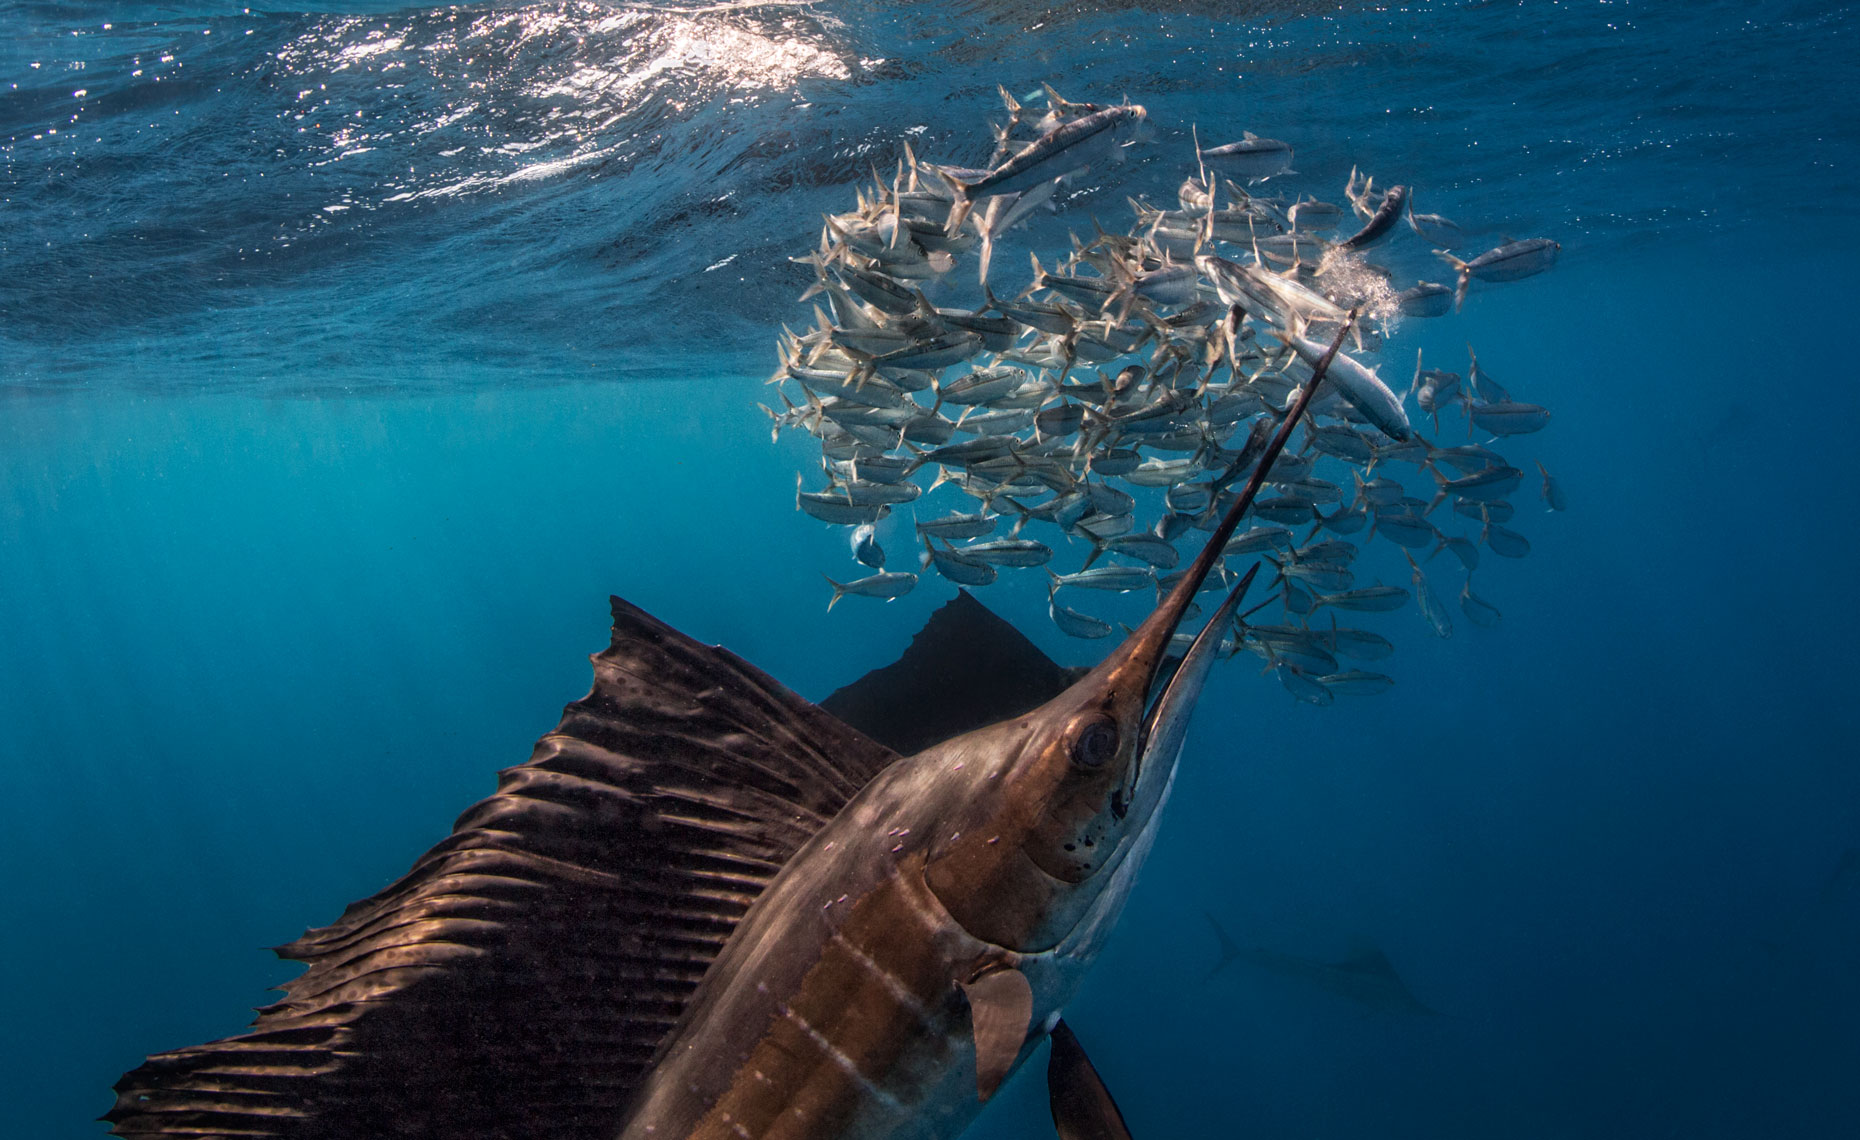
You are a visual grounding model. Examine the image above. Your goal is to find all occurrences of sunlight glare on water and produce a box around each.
[1,3,1858,1139]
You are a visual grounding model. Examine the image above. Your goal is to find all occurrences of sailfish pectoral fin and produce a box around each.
[960,967,1034,1102]
[1047,1019,1134,1140]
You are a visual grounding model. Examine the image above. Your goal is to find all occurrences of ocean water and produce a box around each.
[4,1,1858,1137]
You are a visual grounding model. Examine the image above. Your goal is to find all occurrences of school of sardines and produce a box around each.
[765,85,1566,705]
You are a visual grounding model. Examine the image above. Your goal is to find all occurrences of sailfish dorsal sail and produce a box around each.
[107,596,901,1140]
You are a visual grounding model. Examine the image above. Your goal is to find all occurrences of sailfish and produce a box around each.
[106,322,1357,1140]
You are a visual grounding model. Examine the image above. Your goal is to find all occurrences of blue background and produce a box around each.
[4,1,1857,1136]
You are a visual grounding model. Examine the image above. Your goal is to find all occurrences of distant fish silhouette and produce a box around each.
[1204,913,1437,1015]
[1820,846,1860,907]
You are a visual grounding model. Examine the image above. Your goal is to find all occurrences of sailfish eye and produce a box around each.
[1071,717,1119,768]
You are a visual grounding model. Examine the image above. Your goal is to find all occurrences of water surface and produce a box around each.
[3,2,1857,1137]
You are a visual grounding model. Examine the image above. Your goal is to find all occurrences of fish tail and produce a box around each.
[1190,122,1209,200]
[998,83,1022,120]
[767,339,792,386]
[943,185,976,237]
[1106,285,1136,326]
[986,119,1014,166]
[822,573,847,612]
[1262,552,1287,587]
[1434,252,1472,310]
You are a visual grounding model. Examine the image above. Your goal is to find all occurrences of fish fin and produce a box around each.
[998,83,1023,121]
[1434,251,1471,308]
[1191,123,1211,205]
[820,591,1080,755]
[1204,911,1244,972]
[1340,940,1398,977]
[823,572,849,611]
[1046,1020,1135,1140]
[960,967,1032,1103]
[1261,551,1287,587]
[944,186,977,237]
[901,139,922,188]
[107,598,900,1140]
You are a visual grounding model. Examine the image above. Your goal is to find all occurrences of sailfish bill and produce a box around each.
[109,319,1357,1138]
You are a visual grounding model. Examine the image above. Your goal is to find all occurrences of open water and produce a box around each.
[4,1,1858,1137]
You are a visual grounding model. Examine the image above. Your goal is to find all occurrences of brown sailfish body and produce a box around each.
[108,323,1358,1140]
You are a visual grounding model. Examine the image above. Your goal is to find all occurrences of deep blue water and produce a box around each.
[5,1,1859,1137]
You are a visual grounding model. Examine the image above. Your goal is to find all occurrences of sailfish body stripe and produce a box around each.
[829,930,939,1027]
[651,842,994,1140]
[780,1004,911,1113]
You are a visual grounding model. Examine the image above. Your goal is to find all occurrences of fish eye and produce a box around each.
[1071,717,1119,769]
